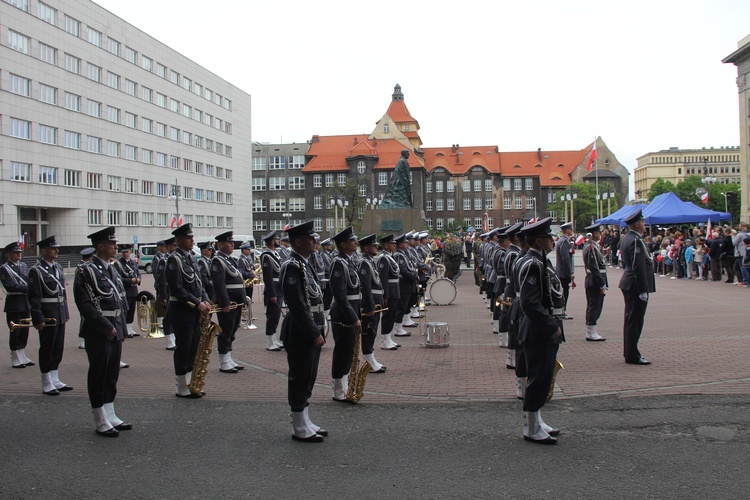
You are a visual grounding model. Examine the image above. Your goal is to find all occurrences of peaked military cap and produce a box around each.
[164,237,176,246]
[405,232,416,241]
[119,244,133,251]
[585,223,602,232]
[418,231,429,239]
[88,227,117,243]
[4,242,23,253]
[358,234,378,248]
[197,241,212,250]
[215,231,233,242]
[312,233,321,243]
[623,209,644,225]
[394,234,407,245]
[505,221,525,238]
[80,247,96,257]
[156,240,167,247]
[320,238,332,246]
[332,226,357,244]
[172,223,194,237]
[262,230,279,242]
[36,235,61,249]
[239,241,252,250]
[496,226,511,239]
[519,217,554,239]
[287,220,316,239]
[559,221,573,230]
[280,236,290,243]
[379,234,395,245]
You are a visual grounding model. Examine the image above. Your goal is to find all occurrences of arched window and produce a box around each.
[357,161,366,174]
[383,123,390,133]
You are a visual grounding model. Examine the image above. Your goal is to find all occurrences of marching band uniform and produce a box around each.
[619,210,655,365]
[76,247,96,349]
[261,231,284,351]
[484,231,500,313]
[583,223,608,342]
[393,234,417,336]
[197,242,216,302]
[113,245,141,338]
[491,228,509,337]
[238,241,256,302]
[358,234,386,373]
[165,224,210,397]
[210,232,246,374]
[27,236,71,395]
[278,237,291,262]
[155,238,176,350]
[508,239,529,399]
[407,233,428,321]
[74,227,131,437]
[280,221,327,442]
[1,241,33,367]
[517,218,564,444]
[554,222,575,319]
[498,223,524,360]
[319,238,334,316]
[377,234,401,350]
[329,227,361,401]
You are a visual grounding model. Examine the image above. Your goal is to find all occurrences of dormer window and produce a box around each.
[384,123,390,133]
[357,161,366,174]
[404,124,410,131]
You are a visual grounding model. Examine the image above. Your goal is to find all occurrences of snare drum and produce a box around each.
[429,278,457,305]
[424,322,449,348]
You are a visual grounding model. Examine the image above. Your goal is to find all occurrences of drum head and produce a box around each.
[429,278,457,305]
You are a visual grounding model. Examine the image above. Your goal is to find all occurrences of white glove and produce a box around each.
[639,292,648,302]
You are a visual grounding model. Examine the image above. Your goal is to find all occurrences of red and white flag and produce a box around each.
[700,192,709,205]
[17,234,25,250]
[482,213,489,232]
[706,219,712,237]
[587,141,598,172]
[170,214,184,229]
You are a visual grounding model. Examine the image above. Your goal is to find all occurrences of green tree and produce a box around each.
[547,182,619,231]
[321,175,369,235]
[647,178,677,201]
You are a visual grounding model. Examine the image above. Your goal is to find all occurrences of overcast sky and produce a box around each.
[94,0,749,183]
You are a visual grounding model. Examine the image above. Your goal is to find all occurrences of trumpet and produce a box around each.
[495,296,514,308]
[206,301,243,314]
[10,318,57,330]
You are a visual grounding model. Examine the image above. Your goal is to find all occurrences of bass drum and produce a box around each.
[429,278,457,305]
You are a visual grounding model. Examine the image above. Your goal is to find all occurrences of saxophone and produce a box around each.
[344,327,371,403]
[188,308,222,396]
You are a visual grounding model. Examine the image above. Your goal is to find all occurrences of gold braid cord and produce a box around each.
[344,328,371,403]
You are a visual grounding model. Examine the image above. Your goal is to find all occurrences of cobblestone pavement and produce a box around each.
[1,265,748,403]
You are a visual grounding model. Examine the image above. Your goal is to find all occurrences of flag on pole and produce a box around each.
[700,192,709,205]
[482,213,489,232]
[587,141,598,172]
[170,214,183,229]
[706,218,712,237]
[17,234,25,250]
[170,215,177,229]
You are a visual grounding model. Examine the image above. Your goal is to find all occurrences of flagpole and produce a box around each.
[594,137,600,221]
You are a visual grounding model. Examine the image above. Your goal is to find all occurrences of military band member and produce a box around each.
[261,231,284,351]
[2,241,34,368]
[197,241,216,301]
[583,223,608,342]
[508,226,530,399]
[76,247,96,349]
[210,232,246,374]
[377,234,401,350]
[308,235,326,286]
[491,228,510,336]
[320,238,334,317]
[406,232,428,321]
[74,227,131,437]
[554,221,575,320]
[238,241,256,302]
[165,224,211,398]
[358,234,386,373]
[280,221,327,442]
[329,226,362,402]
[618,210,655,365]
[278,236,291,262]
[114,245,141,338]
[498,222,523,352]
[27,235,71,395]
[484,229,500,313]
[517,218,564,444]
[155,238,177,350]
[393,234,417,337]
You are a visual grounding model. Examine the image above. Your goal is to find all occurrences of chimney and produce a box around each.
[537,148,543,161]
[311,135,320,143]
[353,137,358,145]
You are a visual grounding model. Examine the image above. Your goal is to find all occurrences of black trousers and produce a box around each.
[361,312,381,355]
[287,341,321,412]
[585,286,605,325]
[171,307,200,375]
[331,323,355,379]
[216,308,242,354]
[522,342,559,412]
[125,295,137,324]
[85,334,122,408]
[38,322,65,373]
[515,347,528,378]
[381,299,397,335]
[560,277,572,310]
[486,287,495,313]
[265,298,281,336]
[6,311,30,350]
[396,290,413,323]
[162,302,173,335]
[245,285,254,301]
[622,289,648,362]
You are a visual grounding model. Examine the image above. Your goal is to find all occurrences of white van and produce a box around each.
[229,234,255,258]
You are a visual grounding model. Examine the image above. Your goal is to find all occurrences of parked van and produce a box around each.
[138,244,157,273]
[230,234,255,258]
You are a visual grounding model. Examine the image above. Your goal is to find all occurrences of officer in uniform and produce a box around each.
[554,221,575,319]
[328,226,362,402]
[165,223,211,398]
[307,234,326,285]
[393,234,417,337]
[238,241,256,303]
[484,229,500,313]
[507,224,530,399]
[491,227,510,336]
[319,238,334,317]
[406,232,429,321]
[618,209,655,365]
[74,227,131,437]
[210,231,246,374]
[27,235,71,395]
[278,236,291,262]
[583,223,608,342]
[377,234,401,350]
[260,231,284,351]
[498,222,523,351]
[358,234,386,374]
[1,241,34,368]
[155,238,177,350]
[76,247,96,349]
[279,221,327,442]
[114,245,141,338]
[517,218,564,444]
[197,241,215,301]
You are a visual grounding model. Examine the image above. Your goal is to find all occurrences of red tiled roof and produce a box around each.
[386,99,419,128]
[422,146,501,175]
[498,147,588,187]
[302,135,424,173]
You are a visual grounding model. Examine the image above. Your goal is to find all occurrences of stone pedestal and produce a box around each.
[360,208,427,235]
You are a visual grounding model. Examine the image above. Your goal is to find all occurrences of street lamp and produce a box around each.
[329,197,349,234]
[167,177,181,225]
[531,197,537,220]
[282,212,292,226]
[720,192,728,214]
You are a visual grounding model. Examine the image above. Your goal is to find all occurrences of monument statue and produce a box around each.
[380,149,413,209]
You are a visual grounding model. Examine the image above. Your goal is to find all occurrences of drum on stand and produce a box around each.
[423,321,449,348]
[429,278,457,305]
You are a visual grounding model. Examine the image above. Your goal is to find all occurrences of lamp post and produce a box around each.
[531,197,537,220]
[329,197,349,235]
[168,177,181,226]
[282,212,292,226]
[720,192,728,214]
